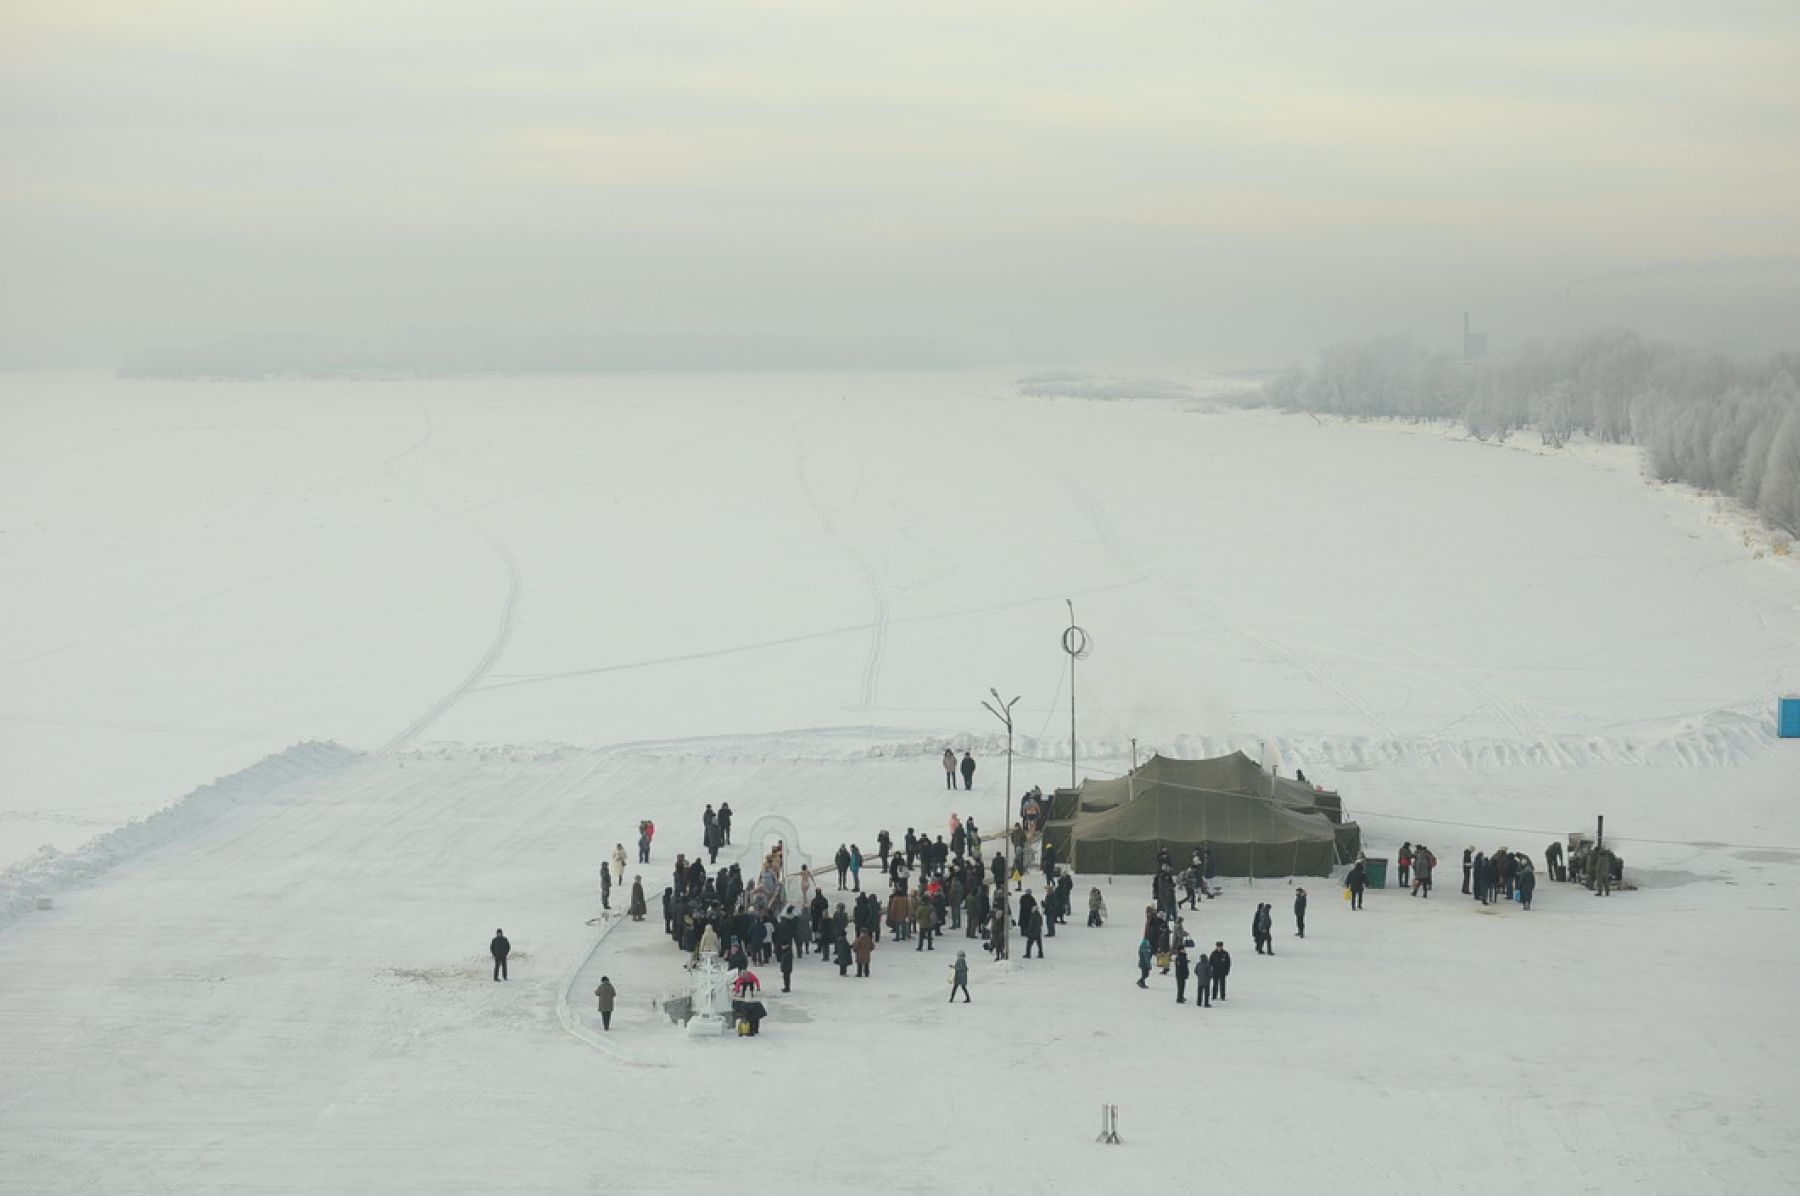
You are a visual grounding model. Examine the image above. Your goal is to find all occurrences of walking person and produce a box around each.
[942,747,957,791]
[959,750,976,791]
[1411,846,1435,898]
[594,976,616,1029]
[1294,888,1307,938]
[1208,942,1231,1001]
[1347,859,1367,910]
[949,950,971,1003]
[490,928,511,982]
[777,944,795,992]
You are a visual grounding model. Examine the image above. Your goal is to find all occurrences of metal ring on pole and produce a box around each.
[1062,625,1092,660]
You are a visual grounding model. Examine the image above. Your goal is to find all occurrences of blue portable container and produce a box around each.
[1781,697,1800,739]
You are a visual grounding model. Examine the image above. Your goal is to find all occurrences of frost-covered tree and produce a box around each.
[1258,332,1800,533]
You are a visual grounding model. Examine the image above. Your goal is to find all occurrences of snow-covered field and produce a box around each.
[3,370,1798,1192]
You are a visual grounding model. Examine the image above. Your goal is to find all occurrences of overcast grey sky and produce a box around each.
[4,1,1798,370]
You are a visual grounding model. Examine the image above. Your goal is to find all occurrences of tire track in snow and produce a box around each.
[793,431,888,710]
[1207,597,1558,747]
[376,405,522,754]
[1055,473,1401,738]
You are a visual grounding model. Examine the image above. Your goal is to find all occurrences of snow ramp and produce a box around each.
[0,740,361,929]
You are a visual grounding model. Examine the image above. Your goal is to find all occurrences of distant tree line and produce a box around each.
[1259,331,1800,537]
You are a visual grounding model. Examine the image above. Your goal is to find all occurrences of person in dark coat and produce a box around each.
[834,844,851,890]
[1136,939,1153,988]
[1041,841,1059,886]
[600,861,613,911]
[1174,948,1190,1003]
[490,929,510,981]
[628,878,647,921]
[1347,860,1367,910]
[594,976,617,1029]
[877,829,892,872]
[1021,903,1044,959]
[1207,942,1231,1000]
[704,820,723,865]
[777,944,795,992]
[949,951,971,1003]
[1545,839,1565,883]
[1294,888,1307,938]
[1472,852,1490,905]
[1463,847,1475,894]
[1518,863,1537,910]
[959,751,976,790]
[991,852,1007,891]
[717,802,733,844]
[1192,949,1212,1007]
[834,932,853,976]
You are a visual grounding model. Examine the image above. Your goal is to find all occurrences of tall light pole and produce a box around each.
[1063,600,1091,792]
[982,687,1020,873]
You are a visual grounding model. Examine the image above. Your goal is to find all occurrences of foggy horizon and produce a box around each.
[5,2,1798,372]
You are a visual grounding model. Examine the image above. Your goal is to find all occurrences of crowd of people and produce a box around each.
[532,751,1612,1039]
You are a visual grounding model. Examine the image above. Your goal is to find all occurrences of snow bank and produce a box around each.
[0,740,359,928]
[406,708,1774,775]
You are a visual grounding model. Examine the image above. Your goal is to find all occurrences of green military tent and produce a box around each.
[1066,781,1342,876]
[1040,751,1360,875]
